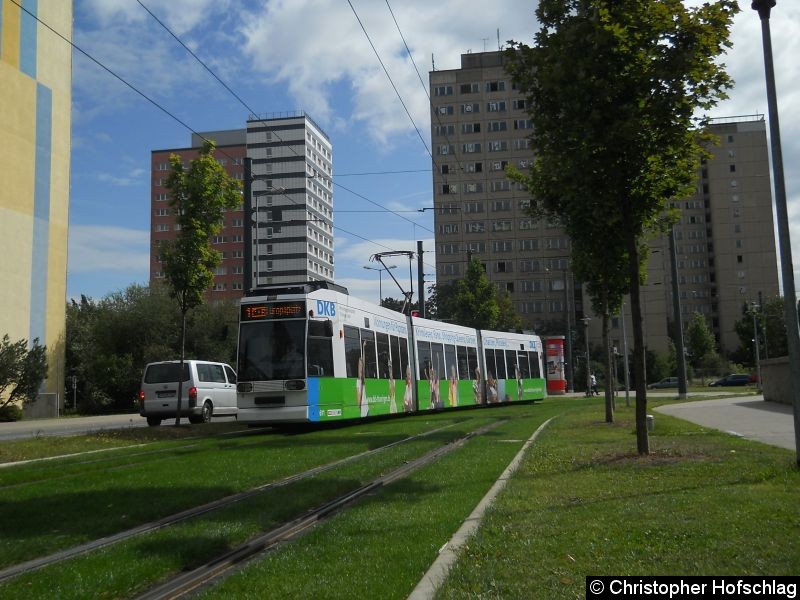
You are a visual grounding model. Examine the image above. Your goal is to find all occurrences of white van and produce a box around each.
[139,360,238,426]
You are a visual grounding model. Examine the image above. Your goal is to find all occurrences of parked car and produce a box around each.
[647,377,679,390]
[139,360,238,426]
[708,374,752,387]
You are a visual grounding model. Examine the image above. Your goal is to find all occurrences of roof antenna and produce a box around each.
[481,37,489,52]
[431,53,435,72]
[497,28,501,50]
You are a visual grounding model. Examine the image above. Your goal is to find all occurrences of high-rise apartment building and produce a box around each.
[429,51,779,357]
[151,130,247,302]
[1,0,72,402]
[247,113,334,287]
[149,113,334,298]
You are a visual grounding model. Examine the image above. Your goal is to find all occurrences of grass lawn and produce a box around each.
[1,396,797,599]
[437,401,800,598]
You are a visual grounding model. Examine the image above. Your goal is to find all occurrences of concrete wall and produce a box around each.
[761,356,790,405]
[0,1,72,404]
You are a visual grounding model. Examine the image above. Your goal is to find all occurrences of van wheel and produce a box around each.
[201,401,213,423]
[146,416,161,427]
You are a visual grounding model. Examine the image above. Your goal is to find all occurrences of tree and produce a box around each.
[65,285,238,414]
[506,0,738,453]
[445,259,499,329]
[496,290,523,331]
[685,311,717,380]
[0,335,48,417]
[158,141,241,425]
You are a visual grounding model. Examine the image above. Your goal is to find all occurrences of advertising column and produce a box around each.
[544,336,566,395]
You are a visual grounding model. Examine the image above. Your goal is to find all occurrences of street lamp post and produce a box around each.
[363,265,396,305]
[751,303,763,393]
[620,302,631,407]
[752,0,800,467]
[582,317,591,396]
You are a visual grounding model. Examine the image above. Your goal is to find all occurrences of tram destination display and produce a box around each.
[240,301,305,321]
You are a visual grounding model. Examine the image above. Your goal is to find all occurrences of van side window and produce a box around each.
[197,363,212,382]
[224,365,237,384]
[208,364,226,383]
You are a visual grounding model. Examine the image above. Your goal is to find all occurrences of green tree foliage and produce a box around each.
[162,140,241,425]
[506,0,738,453]
[65,285,238,414]
[685,312,717,368]
[733,297,787,365]
[447,259,499,329]
[0,335,48,419]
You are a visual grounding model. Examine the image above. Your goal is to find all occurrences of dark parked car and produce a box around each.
[708,374,752,387]
[647,377,679,390]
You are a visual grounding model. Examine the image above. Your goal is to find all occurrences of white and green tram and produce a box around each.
[236,282,546,424]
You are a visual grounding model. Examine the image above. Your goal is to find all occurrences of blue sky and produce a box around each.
[67,0,800,305]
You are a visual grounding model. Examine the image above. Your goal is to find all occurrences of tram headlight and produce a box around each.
[285,380,306,391]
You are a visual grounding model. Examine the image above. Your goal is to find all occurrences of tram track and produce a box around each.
[0,419,468,584]
[134,419,505,600]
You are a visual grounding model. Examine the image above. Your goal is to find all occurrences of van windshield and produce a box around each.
[144,363,190,384]
[238,320,306,381]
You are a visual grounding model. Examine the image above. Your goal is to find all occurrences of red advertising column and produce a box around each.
[544,336,566,395]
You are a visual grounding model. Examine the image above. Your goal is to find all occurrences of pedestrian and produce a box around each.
[591,373,599,396]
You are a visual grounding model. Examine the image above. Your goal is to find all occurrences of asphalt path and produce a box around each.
[654,394,796,451]
[0,413,150,441]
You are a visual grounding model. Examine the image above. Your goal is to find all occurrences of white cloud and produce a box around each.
[96,168,148,187]
[68,225,150,274]
[238,0,537,143]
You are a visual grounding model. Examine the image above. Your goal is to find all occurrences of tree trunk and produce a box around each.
[174,309,187,427]
[627,237,649,455]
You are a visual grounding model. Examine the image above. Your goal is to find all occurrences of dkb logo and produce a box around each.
[316,300,336,317]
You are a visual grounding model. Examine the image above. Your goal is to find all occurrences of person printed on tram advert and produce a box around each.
[387,356,397,414]
[486,372,499,403]
[515,364,524,401]
[426,356,442,410]
[448,364,459,407]
[357,343,368,417]
[403,364,414,412]
[473,366,483,405]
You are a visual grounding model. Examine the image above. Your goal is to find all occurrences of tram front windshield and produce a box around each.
[238,320,306,381]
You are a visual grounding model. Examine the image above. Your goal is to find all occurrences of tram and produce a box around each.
[236,281,546,424]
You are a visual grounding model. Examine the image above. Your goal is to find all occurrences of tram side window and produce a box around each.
[389,335,402,380]
[505,350,517,379]
[467,347,479,379]
[431,343,445,380]
[308,320,334,377]
[456,346,470,380]
[517,351,531,378]
[528,351,541,378]
[417,341,432,380]
[344,326,361,378]
[496,350,508,380]
[376,333,391,379]
[444,344,457,381]
[361,329,378,378]
[399,337,410,379]
[484,349,495,379]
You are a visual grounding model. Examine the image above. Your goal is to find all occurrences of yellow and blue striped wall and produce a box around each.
[1,0,72,402]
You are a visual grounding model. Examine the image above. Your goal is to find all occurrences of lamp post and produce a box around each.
[620,302,631,407]
[751,302,763,393]
[669,226,688,400]
[363,264,396,305]
[581,317,591,396]
[564,268,574,393]
[752,0,800,466]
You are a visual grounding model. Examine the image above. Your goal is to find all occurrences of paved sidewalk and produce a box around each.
[654,395,796,450]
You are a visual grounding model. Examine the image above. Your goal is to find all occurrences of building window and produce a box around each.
[438,105,454,115]
[460,103,480,114]
[486,81,506,92]
[488,140,507,152]
[487,101,507,112]
[460,83,479,94]
[157,163,169,171]
[491,200,512,212]
[492,221,512,232]
[434,85,453,96]
[154,208,169,216]
[512,99,526,110]
[465,221,485,233]
[155,224,170,232]
[488,121,507,132]
[729,164,736,172]
[462,123,481,134]
[464,202,485,214]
